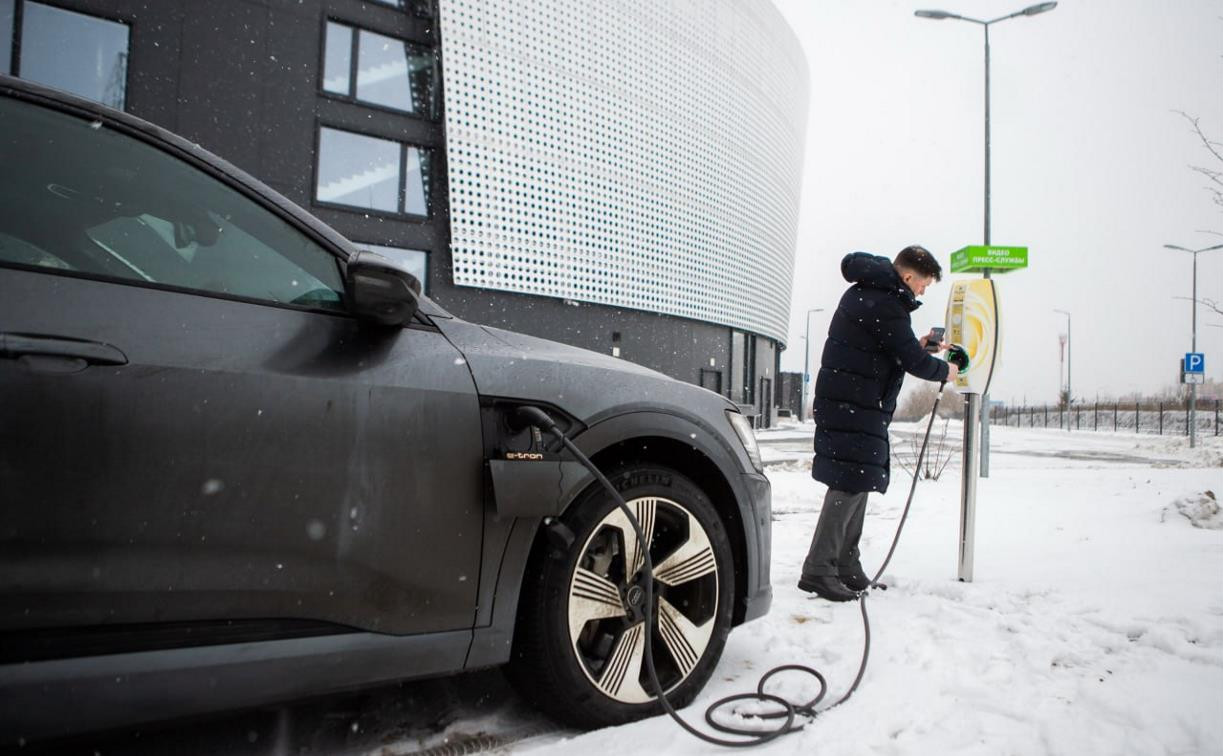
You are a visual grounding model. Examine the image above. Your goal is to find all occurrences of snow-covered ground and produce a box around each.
[498,421,1223,755]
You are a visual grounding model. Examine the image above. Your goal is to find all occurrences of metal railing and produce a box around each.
[989,399,1221,436]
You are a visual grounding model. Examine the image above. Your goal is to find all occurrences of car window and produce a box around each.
[0,95,345,311]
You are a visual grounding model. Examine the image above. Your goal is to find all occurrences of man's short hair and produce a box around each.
[894,245,942,282]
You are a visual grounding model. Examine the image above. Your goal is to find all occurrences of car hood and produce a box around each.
[434,318,737,425]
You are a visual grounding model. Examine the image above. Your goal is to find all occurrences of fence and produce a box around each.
[989,399,1222,437]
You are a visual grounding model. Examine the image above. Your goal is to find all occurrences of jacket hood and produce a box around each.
[841,252,921,312]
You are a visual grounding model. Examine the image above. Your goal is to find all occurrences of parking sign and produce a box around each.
[1184,353,1205,374]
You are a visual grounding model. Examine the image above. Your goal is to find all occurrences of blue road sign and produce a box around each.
[1184,353,1205,374]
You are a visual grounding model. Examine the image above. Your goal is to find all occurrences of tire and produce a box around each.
[506,463,735,729]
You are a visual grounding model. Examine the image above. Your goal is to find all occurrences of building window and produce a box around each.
[730,330,744,403]
[367,0,434,16]
[1,0,12,76]
[315,126,430,216]
[4,1,129,110]
[357,243,427,293]
[743,334,757,404]
[321,20,435,117]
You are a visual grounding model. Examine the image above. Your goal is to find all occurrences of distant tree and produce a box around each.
[895,383,959,421]
[893,418,954,481]
[1175,110,1223,218]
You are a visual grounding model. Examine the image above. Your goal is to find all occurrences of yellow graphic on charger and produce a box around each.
[945,279,1000,395]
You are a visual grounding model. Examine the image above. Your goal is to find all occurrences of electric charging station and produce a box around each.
[945,278,1001,582]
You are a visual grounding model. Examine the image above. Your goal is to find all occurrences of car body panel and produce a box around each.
[0,268,485,636]
[0,630,472,743]
[434,318,753,468]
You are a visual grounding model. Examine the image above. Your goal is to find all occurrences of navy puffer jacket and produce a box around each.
[811,252,950,493]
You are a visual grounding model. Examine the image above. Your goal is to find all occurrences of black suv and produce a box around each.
[0,76,772,743]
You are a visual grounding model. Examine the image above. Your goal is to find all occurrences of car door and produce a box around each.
[0,88,484,644]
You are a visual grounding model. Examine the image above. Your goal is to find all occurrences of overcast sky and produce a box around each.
[770,0,1223,405]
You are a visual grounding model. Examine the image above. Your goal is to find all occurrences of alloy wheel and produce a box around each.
[566,496,720,704]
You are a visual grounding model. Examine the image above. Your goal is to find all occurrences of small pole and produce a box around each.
[959,393,981,582]
[1159,402,1163,435]
[1190,251,1197,448]
[1114,402,1118,432]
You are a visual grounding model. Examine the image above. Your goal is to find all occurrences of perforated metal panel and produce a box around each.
[438,0,807,343]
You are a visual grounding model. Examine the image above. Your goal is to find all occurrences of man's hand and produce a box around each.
[919,331,950,353]
[945,362,960,383]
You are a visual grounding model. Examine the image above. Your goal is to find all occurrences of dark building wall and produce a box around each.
[777,371,803,418]
[12,0,781,409]
[48,0,442,255]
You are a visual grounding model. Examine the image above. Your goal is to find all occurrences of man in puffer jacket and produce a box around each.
[799,245,958,602]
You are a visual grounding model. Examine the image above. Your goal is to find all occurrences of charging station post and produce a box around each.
[945,272,1006,581]
[959,394,981,581]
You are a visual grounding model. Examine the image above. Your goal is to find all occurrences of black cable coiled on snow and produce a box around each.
[518,384,947,746]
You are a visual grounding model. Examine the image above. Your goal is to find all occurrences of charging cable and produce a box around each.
[515,378,949,747]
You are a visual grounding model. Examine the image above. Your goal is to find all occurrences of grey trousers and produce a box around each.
[802,489,869,578]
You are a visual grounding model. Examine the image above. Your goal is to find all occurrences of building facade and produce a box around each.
[1,0,807,423]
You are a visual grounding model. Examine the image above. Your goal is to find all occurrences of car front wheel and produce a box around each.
[507,463,735,728]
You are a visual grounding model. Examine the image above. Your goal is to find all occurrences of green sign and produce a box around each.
[950,245,1028,273]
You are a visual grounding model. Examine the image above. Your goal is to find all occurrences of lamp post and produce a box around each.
[1164,242,1223,448]
[915,1,1057,478]
[1053,308,1071,418]
[1057,333,1066,416]
[802,308,825,421]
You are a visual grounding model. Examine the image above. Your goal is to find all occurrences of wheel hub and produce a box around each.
[625,584,644,608]
[622,583,648,621]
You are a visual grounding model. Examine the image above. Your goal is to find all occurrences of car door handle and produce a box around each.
[0,333,129,366]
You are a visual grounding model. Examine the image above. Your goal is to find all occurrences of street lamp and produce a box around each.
[914,2,1056,253]
[915,1,1057,476]
[1053,308,1071,412]
[1164,242,1223,448]
[802,308,825,421]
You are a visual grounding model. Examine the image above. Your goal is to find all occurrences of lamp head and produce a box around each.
[915,9,958,19]
[1165,243,1223,253]
[1021,2,1057,15]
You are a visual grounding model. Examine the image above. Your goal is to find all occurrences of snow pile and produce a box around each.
[1145,435,1223,469]
[1164,489,1222,530]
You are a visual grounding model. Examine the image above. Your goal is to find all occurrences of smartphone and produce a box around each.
[925,326,945,353]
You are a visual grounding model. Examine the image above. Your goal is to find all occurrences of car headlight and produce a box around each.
[725,410,762,472]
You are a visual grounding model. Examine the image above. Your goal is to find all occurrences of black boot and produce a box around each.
[840,569,885,592]
[797,574,860,602]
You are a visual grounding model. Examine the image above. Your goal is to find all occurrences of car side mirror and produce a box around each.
[345,250,421,326]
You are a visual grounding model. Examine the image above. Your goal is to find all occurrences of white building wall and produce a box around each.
[438,0,807,343]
